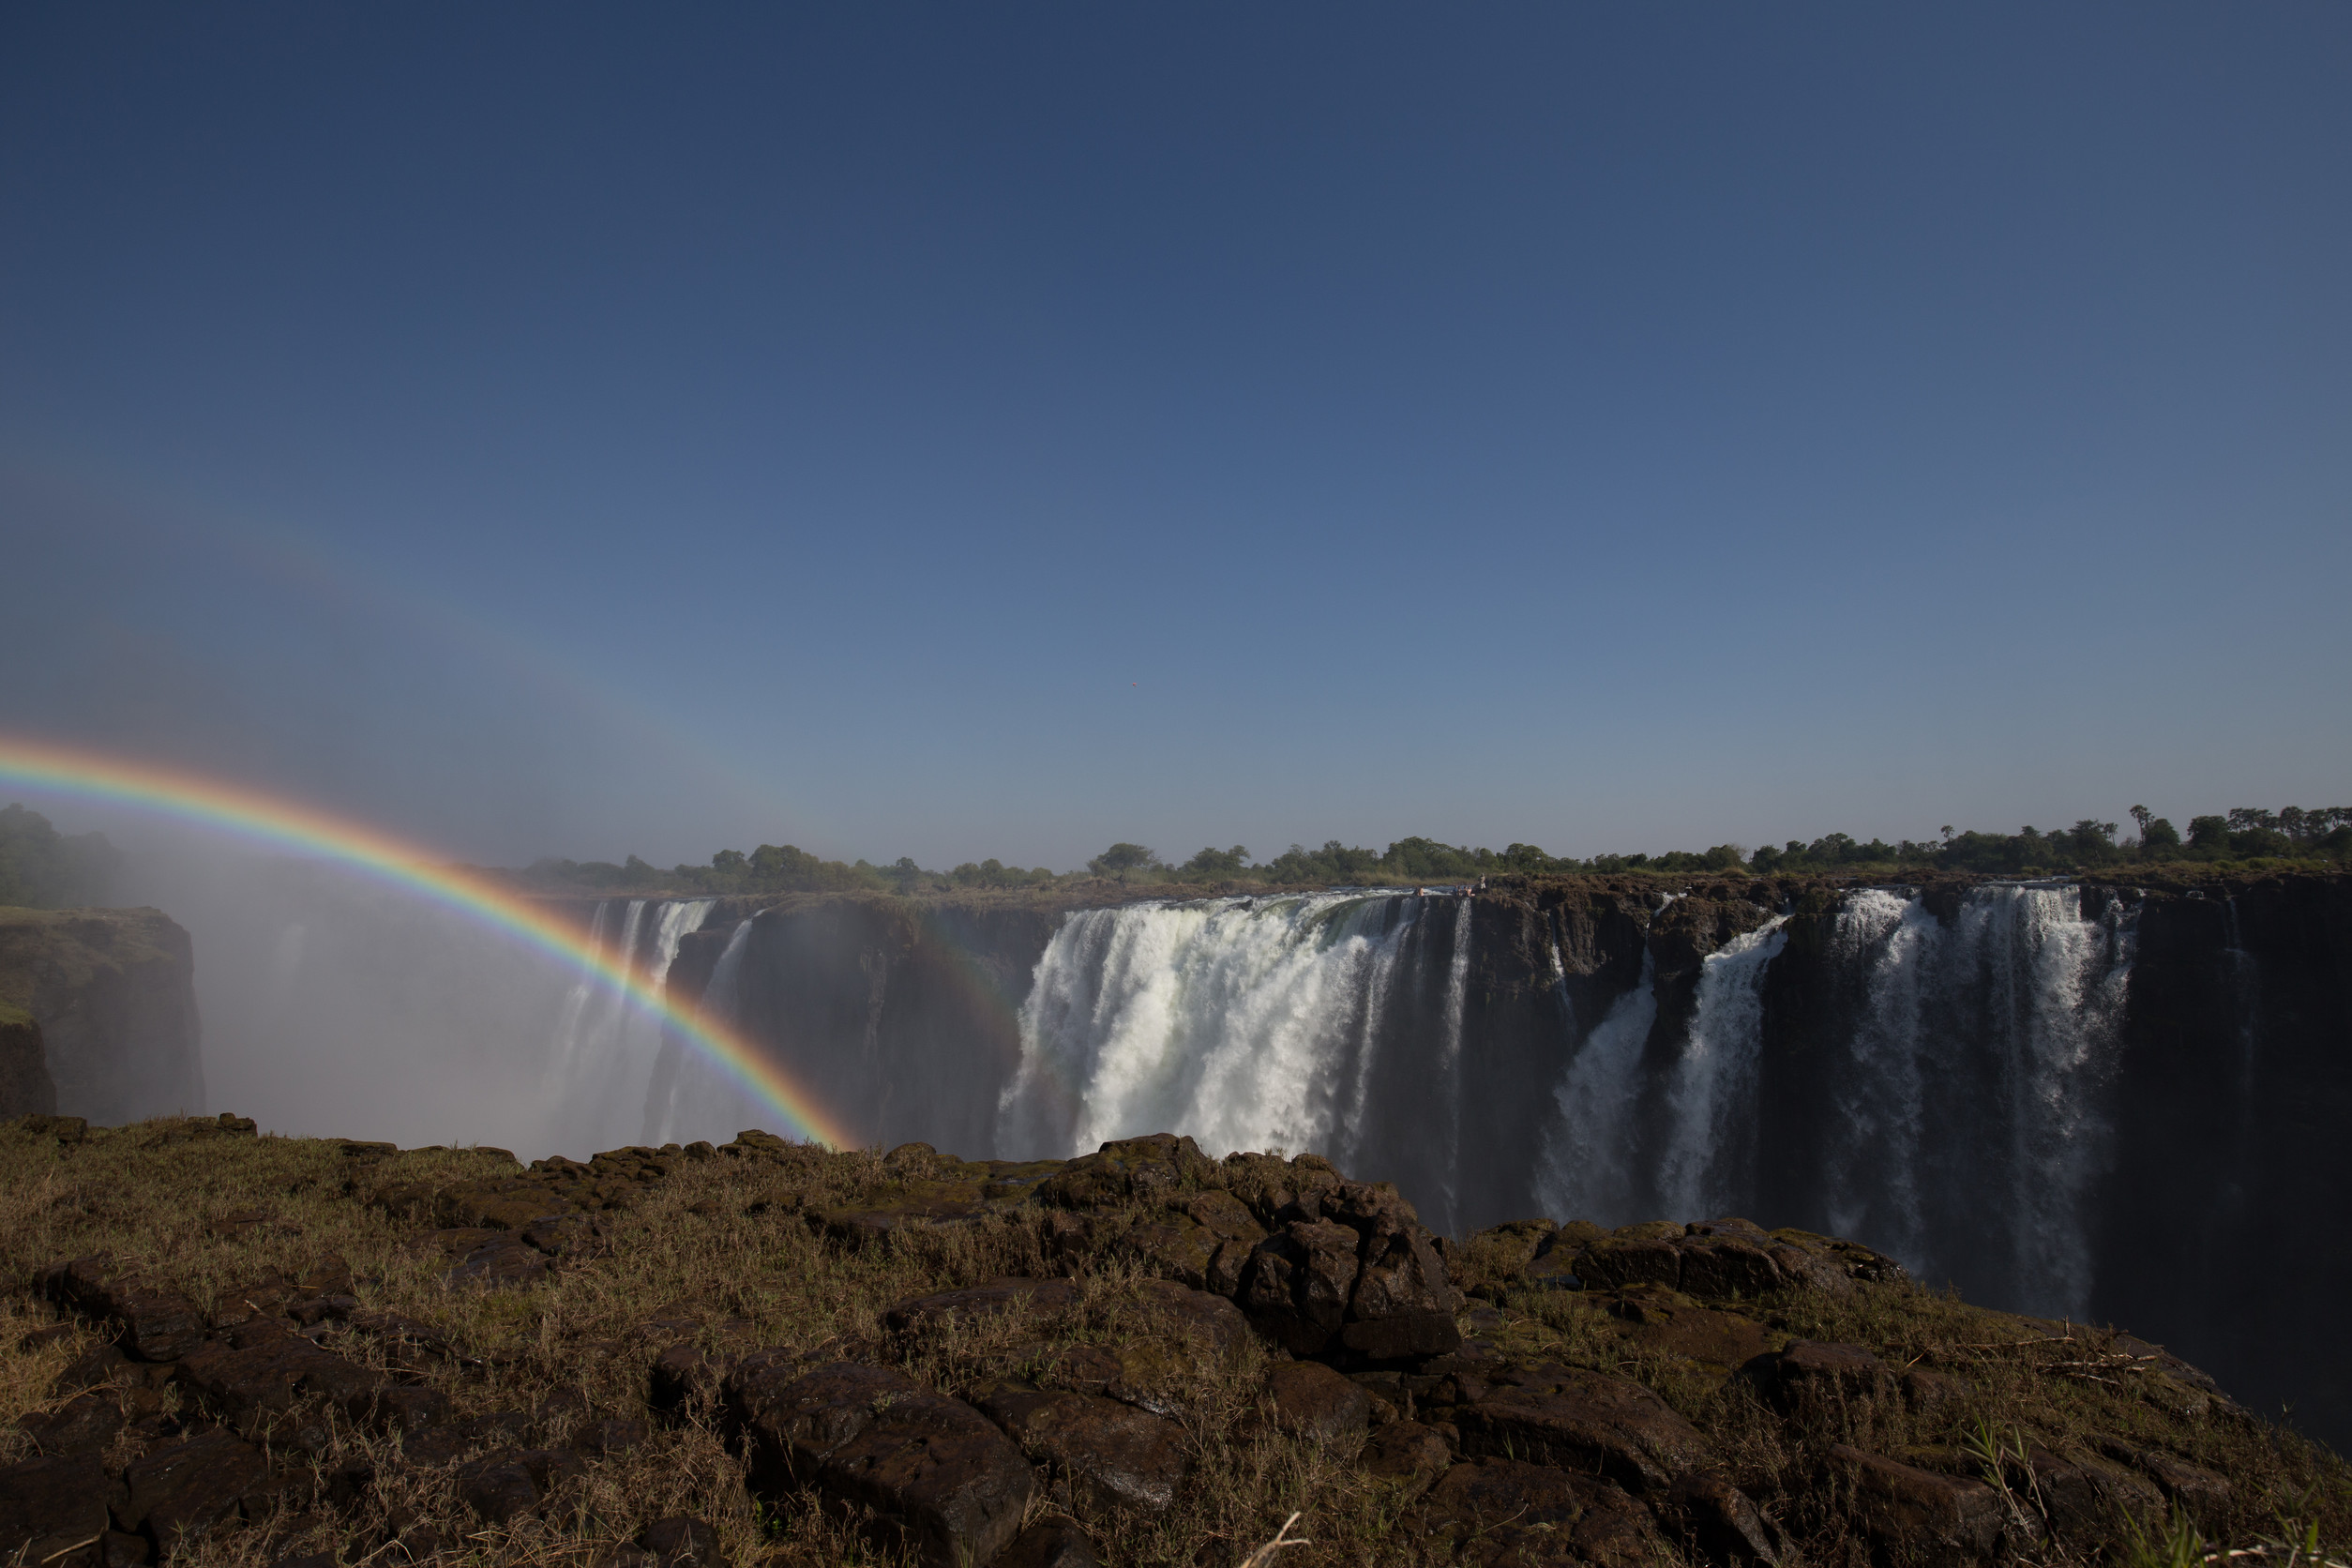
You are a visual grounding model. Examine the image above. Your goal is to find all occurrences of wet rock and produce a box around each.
[1359,1421,1452,1499]
[1,1453,117,1559]
[976,1383,1190,1512]
[1677,1236,1787,1299]
[883,1276,1080,1334]
[1416,1455,1662,1567]
[1038,1134,1213,1209]
[102,1531,151,1567]
[1829,1444,2004,1567]
[522,1211,598,1255]
[118,1428,271,1546]
[724,1359,1033,1568]
[19,1389,125,1456]
[1602,1287,1772,1373]
[1263,1361,1371,1441]
[1455,1365,1712,1497]
[640,1515,724,1567]
[1665,1470,1780,1567]
[1237,1219,1360,1355]
[650,1343,722,1420]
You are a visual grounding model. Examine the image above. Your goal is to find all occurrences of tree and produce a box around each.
[1088,843,1160,882]
[1179,846,1251,880]
[2187,816,2230,852]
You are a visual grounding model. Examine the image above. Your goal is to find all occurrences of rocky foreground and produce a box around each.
[1,1118,2345,1568]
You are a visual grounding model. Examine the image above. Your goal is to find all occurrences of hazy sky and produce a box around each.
[6,3,2347,872]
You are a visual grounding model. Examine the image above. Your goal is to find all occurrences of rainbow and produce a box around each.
[0,732,856,1150]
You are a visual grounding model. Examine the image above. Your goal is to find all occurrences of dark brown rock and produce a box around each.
[454,1445,581,1524]
[1,1453,116,1558]
[51,1338,129,1395]
[723,1359,1033,1567]
[18,1390,124,1456]
[976,1383,1190,1512]
[1575,1236,1684,1291]
[1830,1444,2004,1567]
[640,1515,723,1567]
[2028,1446,2164,1538]
[1455,1365,1712,1496]
[882,1276,1079,1334]
[444,1233,550,1289]
[1417,1455,1663,1567]
[1132,1277,1252,1353]
[119,1428,270,1546]
[998,1516,1102,1568]
[175,1329,376,1428]
[1359,1421,1452,1499]
[2131,1449,2231,1514]
[435,1176,570,1231]
[1676,1237,1787,1299]
[1238,1219,1360,1355]
[1263,1361,1371,1441]
[52,1258,204,1362]
[1749,1340,1882,1410]
[1665,1470,1780,1566]
[816,1178,989,1240]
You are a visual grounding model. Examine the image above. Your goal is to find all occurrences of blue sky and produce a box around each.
[5,3,2347,871]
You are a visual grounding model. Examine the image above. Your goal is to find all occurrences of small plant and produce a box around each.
[2126,1506,2209,1568]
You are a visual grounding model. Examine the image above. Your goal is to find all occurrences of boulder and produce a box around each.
[1747,1341,1883,1411]
[1665,1470,1780,1566]
[175,1324,378,1428]
[1829,1444,2004,1567]
[18,1390,125,1456]
[454,1446,582,1524]
[1263,1362,1371,1441]
[1,1453,116,1560]
[49,1258,204,1362]
[1454,1365,1713,1497]
[1358,1421,1453,1499]
[1415,1455,1662,1567]
[118,1428,270,1546]
[639,1515,723,1567]
[975,1383,1190,1512]
[1237,1219,1362,1355]
[998,1516,1102,1568]
[883,1276,1079,1334]
[723,1359,1033,1568]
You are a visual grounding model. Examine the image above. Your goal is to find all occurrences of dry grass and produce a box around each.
[8,1120,2349,1568]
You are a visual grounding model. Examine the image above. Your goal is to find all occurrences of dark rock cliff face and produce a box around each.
[2091,874,2352,1447]
[0,907,204,1124]
[664,896,1063,1156]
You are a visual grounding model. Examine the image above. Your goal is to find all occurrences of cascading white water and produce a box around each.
[994,890,1473,1221]
[539,897,712,1153]
[641,916,756,1148]
[1655,915,1789,1222]
[1533,950,1658,1228]
[1822,884,2133,1317]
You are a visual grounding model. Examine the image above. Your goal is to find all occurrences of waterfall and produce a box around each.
[642,916,756,1147]
[540,897,712,1153]
[1656,915,1788,1222]
[1817,884,2134,1317]
[996,890,1482,1221]
[1534,951,1658,1228]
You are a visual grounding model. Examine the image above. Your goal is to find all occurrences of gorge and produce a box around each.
[548,871,2352,1450]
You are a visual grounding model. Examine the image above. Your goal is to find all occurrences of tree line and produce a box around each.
[503,802,2352,899]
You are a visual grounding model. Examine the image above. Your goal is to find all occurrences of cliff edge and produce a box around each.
[0,907,202,1124]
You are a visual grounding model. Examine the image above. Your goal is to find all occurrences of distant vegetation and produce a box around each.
[503,802,2352,899]
[0,804,121,908]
